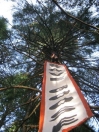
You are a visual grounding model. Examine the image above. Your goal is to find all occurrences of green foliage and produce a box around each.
[0,17,8,40]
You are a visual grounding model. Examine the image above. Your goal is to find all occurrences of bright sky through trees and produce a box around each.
[0,0,14,24]
[0,0,36,27]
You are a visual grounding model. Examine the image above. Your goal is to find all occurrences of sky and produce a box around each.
[0,0,14,24]
[0,0,36,27]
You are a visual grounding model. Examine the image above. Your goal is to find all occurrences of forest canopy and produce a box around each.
[0,0,99,132]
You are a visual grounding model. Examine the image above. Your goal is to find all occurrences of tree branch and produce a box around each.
[52,0,99,31]
[90,106,99,110]
[14,102,40,132]
[0,85,41,93]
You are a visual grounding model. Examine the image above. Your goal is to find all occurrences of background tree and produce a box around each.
[0,17,9,65]
[0,0,99,131]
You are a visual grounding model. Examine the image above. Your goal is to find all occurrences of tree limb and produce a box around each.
[0,85,41,93]
[52,0,99,31]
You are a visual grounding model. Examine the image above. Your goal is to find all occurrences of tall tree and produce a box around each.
[0,0,99,131]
